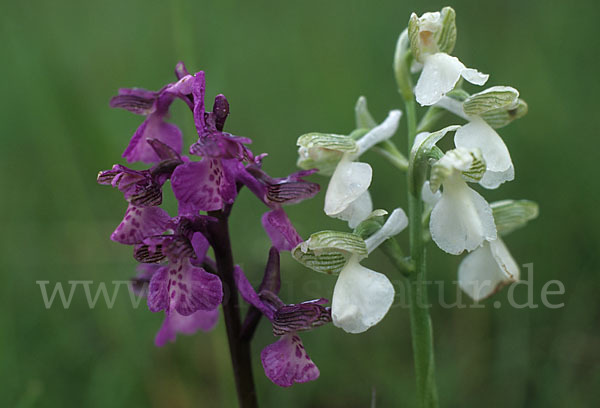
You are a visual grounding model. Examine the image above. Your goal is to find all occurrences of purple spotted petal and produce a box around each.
[154,308,219,347]
[122,114,183,164]
[261,209,303,251]
[148,258,223,316]
[261,334,320,387]
[192,71,207,132]
[171,159,237,215]
[110,204,171,245]
[233,265,276,320]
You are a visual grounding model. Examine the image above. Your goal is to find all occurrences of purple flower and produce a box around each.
[234,266,330,387]
[171,158,238,215]
[110,204,171,245]
[130,262,220,346]
[148,257,223,316]
[110,70,197,163]
[133,216,213,264]
[97,140,183,207]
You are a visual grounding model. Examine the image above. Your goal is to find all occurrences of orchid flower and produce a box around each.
[435,86,528,188]
[234,264,330,387]
[293,208,408,333]
[427,147,497,255]
[297,109,401,227]
[408,7,489,106]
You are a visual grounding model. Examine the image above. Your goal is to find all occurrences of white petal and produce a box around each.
[455,119,513,189]
[461,68,489,86]
[415,53,466,106]
[332,257,395,333]
[458,239,519,301]
[480,165,514,189]
[435,95,469,120]
[429,174,497,255]
[365,208,408,253]
[333,190,373,228]
[415,53,488,106]
[324,157,372,217]
[355,110,402,155]
[421,181,441,207]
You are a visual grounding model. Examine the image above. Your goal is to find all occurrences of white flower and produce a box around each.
[429,148,497,255]
[324,110,401,227]
[408,10,488,106]
[458,238,519,301]
[331,208,408,333]
[436,87,517,189]
[415,53,489,106]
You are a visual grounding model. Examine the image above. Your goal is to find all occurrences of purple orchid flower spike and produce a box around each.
[234,262,331,387]
[110,64,198,164]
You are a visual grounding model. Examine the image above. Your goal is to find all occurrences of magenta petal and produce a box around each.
[110,204,170,245]
[191,232,210,262]
[147,258,223,315]
[261,334,320,387]
[261,209,303,251]
[123,114,183,164]
[233,266,275,320]
[154,308,219,347]
[171,159,236,215]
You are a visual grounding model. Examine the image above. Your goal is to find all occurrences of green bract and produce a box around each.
[292,230,367,275]
[491,199,539,235]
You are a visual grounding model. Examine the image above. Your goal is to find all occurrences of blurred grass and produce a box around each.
[1,0,599,407]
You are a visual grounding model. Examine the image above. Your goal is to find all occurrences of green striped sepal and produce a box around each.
[292,231,367,275]
[463,86,520,116]
[297,132,357,175]
[481,99,528,129]
[491,200,539,236]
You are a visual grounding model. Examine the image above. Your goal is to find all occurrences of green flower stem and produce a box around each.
[416,106,448,134]
[380,237,415,276]
[372,140,409,171]
[404,97,439,408]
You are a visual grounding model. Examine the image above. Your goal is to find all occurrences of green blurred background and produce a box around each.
[1,0,598,406]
